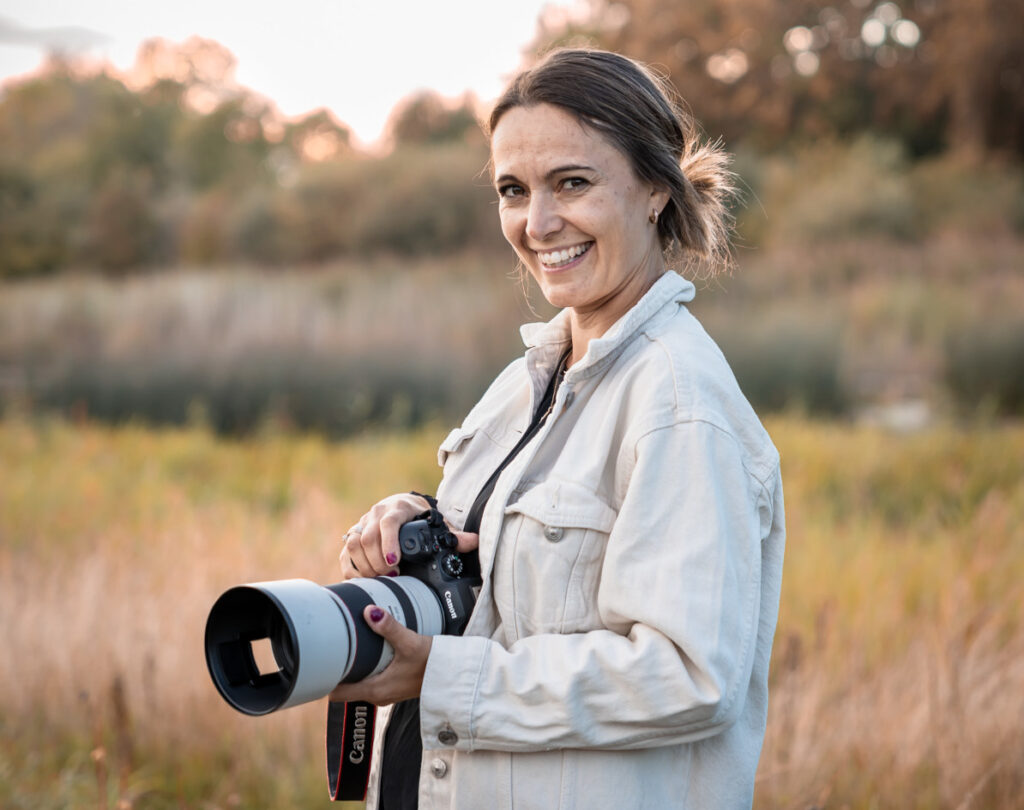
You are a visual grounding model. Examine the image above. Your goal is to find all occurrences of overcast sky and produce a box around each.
[0,0,566,146]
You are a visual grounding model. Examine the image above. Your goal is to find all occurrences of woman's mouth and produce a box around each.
[537,242,593,269]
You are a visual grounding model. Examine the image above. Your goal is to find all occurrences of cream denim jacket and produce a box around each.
[364,272,786,810]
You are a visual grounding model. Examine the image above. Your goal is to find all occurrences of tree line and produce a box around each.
[0,37,496,278]
[537,0,1022,157]
[1,0,1021,278]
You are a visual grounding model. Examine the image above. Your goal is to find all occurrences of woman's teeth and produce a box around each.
[538,243,591,267]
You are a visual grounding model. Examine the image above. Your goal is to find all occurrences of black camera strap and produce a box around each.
[326,575,420,801]
[327,699,376,800]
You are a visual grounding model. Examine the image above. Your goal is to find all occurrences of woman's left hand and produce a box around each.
[328,604,433,706]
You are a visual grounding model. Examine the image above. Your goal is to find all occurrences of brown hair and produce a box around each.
[489,49,735,277]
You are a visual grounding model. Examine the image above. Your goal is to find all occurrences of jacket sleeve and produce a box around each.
[418,419,778,752]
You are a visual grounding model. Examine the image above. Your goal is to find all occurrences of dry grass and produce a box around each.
[1,415,1022,808]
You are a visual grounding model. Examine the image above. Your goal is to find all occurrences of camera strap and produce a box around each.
[325,574,421,801]
[326,699,377,801]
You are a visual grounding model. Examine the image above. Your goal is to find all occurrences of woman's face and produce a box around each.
[490,103,668,321]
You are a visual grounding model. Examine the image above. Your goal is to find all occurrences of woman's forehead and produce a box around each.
[490,104,620,177]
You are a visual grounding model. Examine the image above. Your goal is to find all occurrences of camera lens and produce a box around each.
[269,615,297,679]
[205,575,447,715]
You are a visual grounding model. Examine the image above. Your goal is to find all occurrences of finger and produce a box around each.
[329,606,431,705]
[353,516,392,576]
[338,546,361,580]
[377,512,403,571]
[345,533,376,577]
[451,530,480,554]
[364,604,415,644]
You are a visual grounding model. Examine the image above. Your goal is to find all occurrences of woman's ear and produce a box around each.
[650,186,671,216]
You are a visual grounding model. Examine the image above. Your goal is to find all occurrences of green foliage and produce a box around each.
[81,170,161,272]
[26,352,462,438]
[945,319,1024,417]
[735,137,1024,247]
[2,51,1022,277]
[712,313,849,415]
[743,136,917,245]
[0,163,69,277]
[389,90,484,147]
[909,157,1024,237]
[334,145,499,256]
[0,62,508,276]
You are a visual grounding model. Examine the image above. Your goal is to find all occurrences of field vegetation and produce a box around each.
[3,229,1023,437]
[1,415,1021,809]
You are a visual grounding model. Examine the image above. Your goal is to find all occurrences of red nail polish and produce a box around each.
[386,553,397,565]
[369,607,385,623]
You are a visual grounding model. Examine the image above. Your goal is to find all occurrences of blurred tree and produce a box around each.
[280,109,352,163]
[81,169,159,273]
[0,163,68,277]
[530,0,1023,157]
[173,96,273,190]
[387,90,484,146]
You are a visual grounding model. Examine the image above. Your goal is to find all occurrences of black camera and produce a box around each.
[204,516,480,716]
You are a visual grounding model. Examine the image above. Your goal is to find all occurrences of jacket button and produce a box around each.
[437,726,458,746]
[430,758,448,778]
[543,525,564,542]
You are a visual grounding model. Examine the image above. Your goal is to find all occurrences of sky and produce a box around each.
[0,0,570,147]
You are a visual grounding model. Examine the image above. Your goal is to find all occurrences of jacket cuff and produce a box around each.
[419,634,490,752]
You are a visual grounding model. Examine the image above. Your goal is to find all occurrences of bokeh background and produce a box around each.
[1,1,1021,808]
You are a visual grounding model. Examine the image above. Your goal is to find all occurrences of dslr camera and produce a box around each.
[205,514,479,716]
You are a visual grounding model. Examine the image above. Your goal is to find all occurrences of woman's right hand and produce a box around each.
[339,493,479,580]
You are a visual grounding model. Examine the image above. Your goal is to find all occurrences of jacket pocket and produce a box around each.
[436,426,507,527]
[499,480,617,638]
[437,426,476,467]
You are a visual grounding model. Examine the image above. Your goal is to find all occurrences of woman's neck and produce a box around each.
[566,267,665,367]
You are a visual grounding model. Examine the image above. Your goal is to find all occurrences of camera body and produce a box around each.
[389,517,478,635]
[204,517,479,716]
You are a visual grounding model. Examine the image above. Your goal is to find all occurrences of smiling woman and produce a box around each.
[491,104,669,354]
[329,49,784,810]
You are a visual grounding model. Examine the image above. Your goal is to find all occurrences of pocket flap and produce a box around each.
[505,480,617,533]
[437,427,477,467]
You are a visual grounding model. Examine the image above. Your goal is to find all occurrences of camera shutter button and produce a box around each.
[430,758,448,778]
[543,525,564,542]
[437,725,458,746]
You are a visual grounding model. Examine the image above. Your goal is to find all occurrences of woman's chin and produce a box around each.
[538,287,578,311]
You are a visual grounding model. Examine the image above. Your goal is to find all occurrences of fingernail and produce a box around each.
[386,553,398,565]
[369,607,386,623]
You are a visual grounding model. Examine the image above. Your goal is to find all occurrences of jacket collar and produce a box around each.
[520,272,696,381]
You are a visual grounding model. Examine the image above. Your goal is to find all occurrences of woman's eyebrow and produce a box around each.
[494,164,596,186]
[545,164,594,178]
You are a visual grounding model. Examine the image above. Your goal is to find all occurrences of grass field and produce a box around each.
[1,415,1022,809]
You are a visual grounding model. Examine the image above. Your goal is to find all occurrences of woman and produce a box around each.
[330,49,785,810]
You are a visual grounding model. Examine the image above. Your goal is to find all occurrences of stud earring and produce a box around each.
[649,209,659,225]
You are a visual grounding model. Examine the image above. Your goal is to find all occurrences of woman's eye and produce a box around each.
[497,184,525,200]
[562,177,590,192]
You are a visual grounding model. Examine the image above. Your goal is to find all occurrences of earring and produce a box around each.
[649,209,659,225]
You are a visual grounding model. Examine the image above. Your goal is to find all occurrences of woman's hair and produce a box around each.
[489,49,736,277]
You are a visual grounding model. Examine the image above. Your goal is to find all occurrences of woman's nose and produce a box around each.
[525,193,562,242]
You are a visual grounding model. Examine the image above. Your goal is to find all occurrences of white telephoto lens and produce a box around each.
[250,578,355,710]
